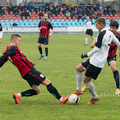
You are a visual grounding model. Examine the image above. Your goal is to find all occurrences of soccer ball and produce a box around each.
[68,94,80,105]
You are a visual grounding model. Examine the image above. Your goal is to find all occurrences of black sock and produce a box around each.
[45,48,48,56]
[47,83,61,100]
[38,47,43,54]
[21,89,37,97]
[113,70,120,88]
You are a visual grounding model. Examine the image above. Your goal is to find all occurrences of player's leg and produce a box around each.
[110,60,120,94]
[90,30,95,40]
[44,38,48,60]
[90,35,95,40]
[38,37,44,59]
[0,38,1,43]
[42,78,70,104]
[44,44,48,60]
[84,34,88,45]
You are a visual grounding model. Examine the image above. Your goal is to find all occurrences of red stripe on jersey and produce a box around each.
[108,32,120,58]
[4,46,34,77]
[28,72,43,82]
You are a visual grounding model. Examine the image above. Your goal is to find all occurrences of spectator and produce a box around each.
[21,10,25,19]
[45,6,49,12]
[8,6,12,14]
[63,6,67,14]
[24,10,30,19]
[29,4,35,11]
[39,10,43,19]
[99,4,103,11]
[96,2,100,10]
[77,8,81,15]
[68,8,72,13]
[87,3,91,9]
[108,8,112,16]
[13,7,19,16]
[74,7,77,14]
[25,4,29,10]
[107,4,111,11]
[82,14,86,20]
[0,4,2,11]
[71,6,75,11]
[93,5,97,11]
[96,10,101,18]
[12,22,18,26]
[19,5,23,11]
[86,8,90,16]
[3,4,6,10]
[111,8,116,16]
[65,10,70,18]
[54,8,59,16]
[70,11,75,19]
[103,8,108,16]
[1,7,5,16]
[45,2,50,6]
[91,8,95,15]
[62,2,66,6]
[50,7,54,14]
[48,11,52,18]
[78,14,82,20]
[82,8,86,16]
[89,11,92,19]
[81,4,85,9]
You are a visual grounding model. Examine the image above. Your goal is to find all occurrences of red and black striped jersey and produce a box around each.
[108,32,120,58]
[3,45,34,77]
[38,20,53,38]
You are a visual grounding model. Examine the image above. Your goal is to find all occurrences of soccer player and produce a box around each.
[0,23,3,43]
[72,17,120,105]
[0,34,69,104]
[82,16,95,46]
[38,13,54,60]
[82,21,120,94]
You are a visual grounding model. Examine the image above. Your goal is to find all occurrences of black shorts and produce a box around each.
[38,37,48,45]
[23,68,46,87]
[86,29,93,36]
[107,55,116,65]
[82,59,102,80]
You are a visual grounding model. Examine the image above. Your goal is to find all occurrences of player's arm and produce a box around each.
[0,54,8,67]
[49,23,54,37]
[81,33,102,59]
[91,38,97,48]
[38,21,42,30]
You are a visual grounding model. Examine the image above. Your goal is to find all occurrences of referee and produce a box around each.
[82,16,95,46]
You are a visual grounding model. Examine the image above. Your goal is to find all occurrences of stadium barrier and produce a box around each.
[3,26,120,34]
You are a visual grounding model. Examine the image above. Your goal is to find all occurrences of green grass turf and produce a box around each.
[0,34,120,120]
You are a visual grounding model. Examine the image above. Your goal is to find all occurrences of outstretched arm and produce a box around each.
[0,54,8,67]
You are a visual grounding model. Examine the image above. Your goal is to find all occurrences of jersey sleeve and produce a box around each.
[48,22,53,29]
[3,46,16,56]
[38,21,41,27]
[95,30,106,48]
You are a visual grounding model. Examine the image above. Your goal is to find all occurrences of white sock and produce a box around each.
[76,71,83,91]
[17,93,22,97]
[59,97,63,102]
[85,38,88,44]
[85,81,97,99]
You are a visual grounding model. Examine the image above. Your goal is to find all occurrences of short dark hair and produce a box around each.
[110,20,119,29]
[10,34,21,42]
[95,17,106,25]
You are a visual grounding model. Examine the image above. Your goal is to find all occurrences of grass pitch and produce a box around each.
[0,34,120,120]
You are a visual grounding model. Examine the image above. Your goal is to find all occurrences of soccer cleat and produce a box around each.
[82,86,87,92]
[38,54,44,59]
[72,90,83,95]
[115,89,120,94]
[13,93,21,104]
[87,96,99,105]
[44,56,48,60]
[84,44,87,46]
[60,94,71,104]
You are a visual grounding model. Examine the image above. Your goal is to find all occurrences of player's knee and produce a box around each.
[37,44,41,47]
[111,67,117,72]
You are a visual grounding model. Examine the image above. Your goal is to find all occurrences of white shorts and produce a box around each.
[0,31,3,38]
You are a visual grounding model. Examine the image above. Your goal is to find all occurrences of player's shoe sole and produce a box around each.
[60,94,71,104]
[87,96,99,105]
[115,89,120,94]
[72,90,83,95]
[38,55,44,59]
[13,93,21,104]
[82,86,87,92]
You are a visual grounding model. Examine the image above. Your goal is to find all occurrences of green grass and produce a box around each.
[0,34,120,120]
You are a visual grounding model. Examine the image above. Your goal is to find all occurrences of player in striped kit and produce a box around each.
[0,23,3,43]
[0,34,69,104]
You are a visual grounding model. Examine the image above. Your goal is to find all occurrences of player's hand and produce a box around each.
[49,33,52,37]
[91,43,94,48]
[81,53,88,59]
